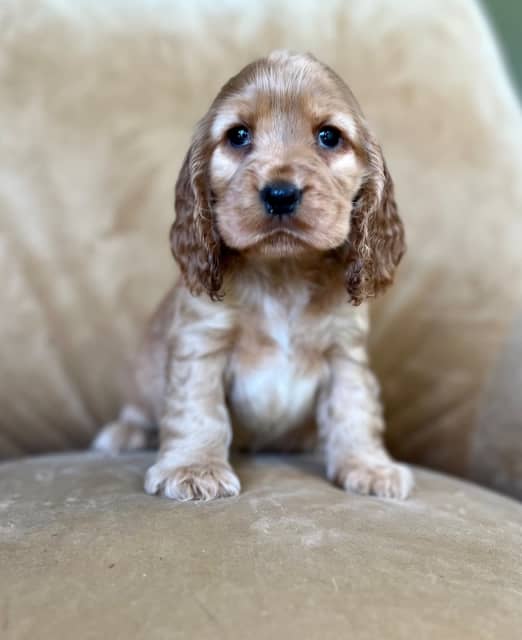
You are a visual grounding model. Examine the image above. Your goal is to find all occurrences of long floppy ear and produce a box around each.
[344,142,405,306]
[170,124,224,300]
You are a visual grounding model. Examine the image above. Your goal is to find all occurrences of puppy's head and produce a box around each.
[172,50,405,303]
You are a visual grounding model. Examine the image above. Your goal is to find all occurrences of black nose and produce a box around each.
[260,181,302,216]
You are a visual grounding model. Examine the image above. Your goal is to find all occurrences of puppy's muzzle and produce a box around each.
[260,181,302,217]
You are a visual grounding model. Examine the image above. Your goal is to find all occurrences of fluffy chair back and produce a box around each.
[1,0,521,495]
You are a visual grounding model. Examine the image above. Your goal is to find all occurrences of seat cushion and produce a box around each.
[2,453,521,639]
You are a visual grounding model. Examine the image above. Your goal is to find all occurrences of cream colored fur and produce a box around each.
[94,49,412,501]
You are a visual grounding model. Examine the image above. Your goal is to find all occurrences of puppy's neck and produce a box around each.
[224,252,347,309]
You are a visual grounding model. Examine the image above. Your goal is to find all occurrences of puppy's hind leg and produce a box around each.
[91,405,158,455]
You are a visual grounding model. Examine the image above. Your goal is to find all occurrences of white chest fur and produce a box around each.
[226,294,326,446]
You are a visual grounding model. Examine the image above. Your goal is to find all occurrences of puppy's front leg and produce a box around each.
[145,351,239,501]
[318,354,413,500]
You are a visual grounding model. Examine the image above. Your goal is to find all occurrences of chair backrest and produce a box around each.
[1,0,521,494]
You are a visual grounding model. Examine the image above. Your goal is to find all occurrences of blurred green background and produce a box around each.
[483,0,522,92]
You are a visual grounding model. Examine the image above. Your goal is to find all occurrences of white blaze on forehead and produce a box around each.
[258,53,317,97]
[218,51,319,108]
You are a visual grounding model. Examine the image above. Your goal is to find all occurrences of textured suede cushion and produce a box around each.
[1,0,522,488]
[1,453,522,640]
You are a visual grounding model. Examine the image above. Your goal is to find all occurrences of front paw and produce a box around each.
[334,459,414,500]
[144,460,241,501]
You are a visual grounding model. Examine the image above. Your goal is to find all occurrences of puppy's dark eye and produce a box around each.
[227,126,251,148]
[317,126,342,149]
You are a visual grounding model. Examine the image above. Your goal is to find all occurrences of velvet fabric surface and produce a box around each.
[1,453,521,640]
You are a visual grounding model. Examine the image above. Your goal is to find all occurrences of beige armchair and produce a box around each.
[1,1,522,637]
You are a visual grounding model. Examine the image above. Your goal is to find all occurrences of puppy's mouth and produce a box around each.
[246,226,313,257]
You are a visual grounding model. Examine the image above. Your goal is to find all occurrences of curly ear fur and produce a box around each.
[344,144,405,306]
[170,123,224,300]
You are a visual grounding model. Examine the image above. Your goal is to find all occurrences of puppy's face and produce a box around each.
[209,53,363,257]
[172,51,405,303]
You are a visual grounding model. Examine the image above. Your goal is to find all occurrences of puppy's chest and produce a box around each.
[225,299,327,443]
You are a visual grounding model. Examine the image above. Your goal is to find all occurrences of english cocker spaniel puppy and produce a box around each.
[92,50,413,501]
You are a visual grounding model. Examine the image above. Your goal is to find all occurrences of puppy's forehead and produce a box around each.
[210,52,360,140]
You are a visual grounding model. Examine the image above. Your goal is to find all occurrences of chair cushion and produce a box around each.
[2,452,522,639]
